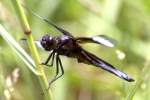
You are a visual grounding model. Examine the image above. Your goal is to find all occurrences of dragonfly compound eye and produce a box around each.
[41,34,54,51]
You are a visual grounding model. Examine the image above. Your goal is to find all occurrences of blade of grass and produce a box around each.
[126,59,150,100]
[11,0,53,100]
[0,24,38,75]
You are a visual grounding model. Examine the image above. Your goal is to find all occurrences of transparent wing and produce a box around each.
[21,38,44,50]
[34,40,44,50]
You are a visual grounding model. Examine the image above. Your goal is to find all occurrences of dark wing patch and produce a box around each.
[76,35,116,47]
[79,49,134,82]
[25,6,74,37]
[42,18,74,37]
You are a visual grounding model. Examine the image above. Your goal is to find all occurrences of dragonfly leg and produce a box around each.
[41,51,55,67]
[48,54,64,88]
[49,53,55,66]
[57,55,64,79]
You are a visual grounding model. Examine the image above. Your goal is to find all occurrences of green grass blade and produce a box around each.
[0,24,39,75]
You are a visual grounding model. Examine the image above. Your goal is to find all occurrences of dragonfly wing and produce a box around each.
[79,49,134,82]
[76,35,116,47]
[42,18,74,37]
[25,6,74,37]
[34,40,44,50]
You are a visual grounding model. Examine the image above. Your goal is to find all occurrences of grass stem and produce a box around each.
[11,0,53,99]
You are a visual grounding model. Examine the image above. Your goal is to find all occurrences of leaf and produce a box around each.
[0,24,39,75]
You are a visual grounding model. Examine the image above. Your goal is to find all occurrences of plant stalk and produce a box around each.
[11,0,53,100]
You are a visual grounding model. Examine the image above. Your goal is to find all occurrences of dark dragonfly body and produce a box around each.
[40,34,134,85]
[27,8,134,87]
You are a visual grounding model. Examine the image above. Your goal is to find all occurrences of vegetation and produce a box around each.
[0,0,150,100]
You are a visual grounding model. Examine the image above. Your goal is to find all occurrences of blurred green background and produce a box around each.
[0,0,150,100]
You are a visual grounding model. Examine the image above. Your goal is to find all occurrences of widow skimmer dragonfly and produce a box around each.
[26,8,134,87]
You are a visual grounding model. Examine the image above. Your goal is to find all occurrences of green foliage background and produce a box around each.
[0,0,150,100]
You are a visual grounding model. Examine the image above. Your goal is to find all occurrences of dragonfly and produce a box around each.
[26,8,134,87]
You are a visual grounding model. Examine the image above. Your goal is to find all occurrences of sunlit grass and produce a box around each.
[0,0,150,100]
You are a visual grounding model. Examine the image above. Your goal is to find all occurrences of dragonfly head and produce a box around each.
[40,34,54,51]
